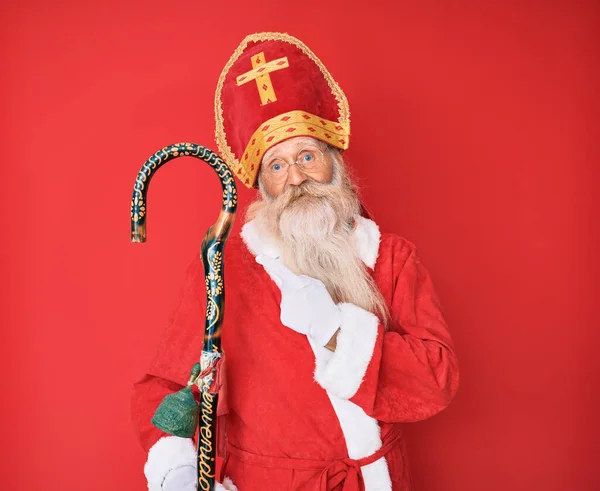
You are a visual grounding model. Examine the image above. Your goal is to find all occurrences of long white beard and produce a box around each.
[246,174,388,324]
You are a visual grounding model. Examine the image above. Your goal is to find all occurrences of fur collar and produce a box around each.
[240,215,381,270]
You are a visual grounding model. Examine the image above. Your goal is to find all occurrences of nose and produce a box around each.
[286,162,308,186]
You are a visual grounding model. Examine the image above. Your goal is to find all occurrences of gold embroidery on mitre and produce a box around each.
[236,52,289,106]
[215,32,351,188]
[238,110,350,186]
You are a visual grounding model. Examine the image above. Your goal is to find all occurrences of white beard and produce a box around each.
[246,175,388,324]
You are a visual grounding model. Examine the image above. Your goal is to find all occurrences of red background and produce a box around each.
[1,1,598,490]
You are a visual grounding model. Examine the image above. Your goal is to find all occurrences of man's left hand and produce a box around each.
[256,254,341,347]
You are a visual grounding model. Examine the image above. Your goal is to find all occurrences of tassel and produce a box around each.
[151,363,201,438]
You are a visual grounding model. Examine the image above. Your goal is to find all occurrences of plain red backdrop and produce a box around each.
[1,1,598,490]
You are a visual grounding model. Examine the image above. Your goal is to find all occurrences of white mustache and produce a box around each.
[278,180,333,204]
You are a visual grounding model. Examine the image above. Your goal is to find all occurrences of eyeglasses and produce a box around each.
[262,145,327,183]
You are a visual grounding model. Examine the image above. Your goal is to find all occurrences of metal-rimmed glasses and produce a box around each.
[261,145,327,183]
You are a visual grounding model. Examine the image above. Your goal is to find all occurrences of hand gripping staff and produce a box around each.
[130,143,237,491]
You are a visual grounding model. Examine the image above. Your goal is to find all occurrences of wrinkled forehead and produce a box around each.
[262,136,322,162]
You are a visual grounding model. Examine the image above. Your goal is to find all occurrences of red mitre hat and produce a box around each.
[214,32,351,189]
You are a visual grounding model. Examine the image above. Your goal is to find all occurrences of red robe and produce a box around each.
[132,217,459,490]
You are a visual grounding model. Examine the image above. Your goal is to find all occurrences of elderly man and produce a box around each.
[132,32,459,491]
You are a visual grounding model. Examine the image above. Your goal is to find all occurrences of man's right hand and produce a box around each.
[256,254,341,347]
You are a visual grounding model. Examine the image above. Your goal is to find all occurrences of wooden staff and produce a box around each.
[131,142,237,491]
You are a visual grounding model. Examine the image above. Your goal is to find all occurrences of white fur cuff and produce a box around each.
[145,436,197,491]
[314,302,379,399]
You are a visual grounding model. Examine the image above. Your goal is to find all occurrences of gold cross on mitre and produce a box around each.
[236,52,289,106]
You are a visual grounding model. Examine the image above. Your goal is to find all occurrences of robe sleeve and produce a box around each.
[130,256,206,488]
[313,237,459,423]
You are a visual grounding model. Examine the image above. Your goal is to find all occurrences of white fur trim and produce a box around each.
[240,217,381,269]
[310,337,391,490]
[145,436,196,491]
[352,216,381,270]
[144,436,237,491]
[361,458,392,491]
[314,302,379,399]
[240,220,282,259]
[326,392,392,490]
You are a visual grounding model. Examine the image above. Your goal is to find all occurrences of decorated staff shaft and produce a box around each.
[130,143,237,491]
